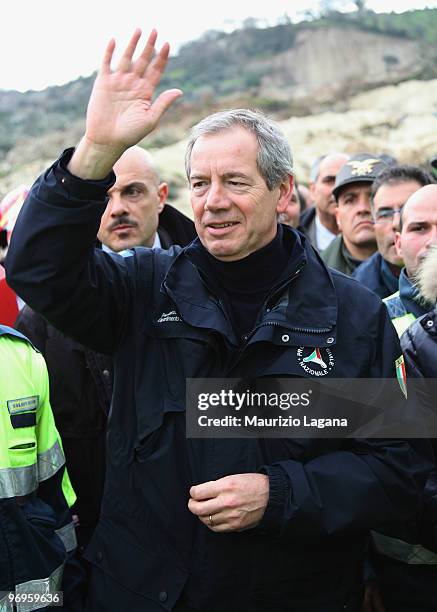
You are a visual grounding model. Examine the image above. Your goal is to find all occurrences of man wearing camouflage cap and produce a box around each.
[321,154,386,275]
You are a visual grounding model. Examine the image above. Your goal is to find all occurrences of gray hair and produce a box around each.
[185,109,293,191]
[310,155,326,183]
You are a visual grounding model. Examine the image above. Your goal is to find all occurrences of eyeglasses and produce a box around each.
[373,208,403,223]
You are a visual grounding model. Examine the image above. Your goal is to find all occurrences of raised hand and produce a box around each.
[69,29,182,179]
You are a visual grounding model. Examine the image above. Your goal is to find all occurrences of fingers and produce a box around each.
[117,28,142,72]
[189,480,219,501]
[143,42,171,87]
[187,499,223,531]
[188,497,219,517]
[133,29,158,77]
[148,89,182,125]
[100,30,175,95]
[101,38,116,75]
[203,513,223,531]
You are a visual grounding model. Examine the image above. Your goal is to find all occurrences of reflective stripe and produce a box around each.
[0,439,66,498]
[372,531,437,565]
[15,563,63,612]
[55,520,77,552]
[37,440,65,482]
[0,463,37,498]
[0,593,14,611]
[392,313,416,338]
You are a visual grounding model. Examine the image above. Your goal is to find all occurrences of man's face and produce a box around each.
[373,181,421,267]
[395,187,437,277]
[98,150,167,252]
[310,154,349,217]
[189,127,292,261]
[335,182,376,250]
[278,185,300,228]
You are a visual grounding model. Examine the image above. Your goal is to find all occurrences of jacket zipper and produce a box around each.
[241,320,333,344]
[241,263,332,343]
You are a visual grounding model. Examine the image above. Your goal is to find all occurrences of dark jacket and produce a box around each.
[14,306,112,553]
[320,234,362,276]
[352,252,399,300]
[369,308,437,610]
[5,152,432,612]
[401,250,437,566]
[13,203,195,553]
[298,206,316,246]
[157,203,197,248]
[402,307,437,378]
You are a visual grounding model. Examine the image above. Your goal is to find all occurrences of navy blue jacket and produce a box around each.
[402,307,437,552]
[352,252,399,300]
[367,309,437,610]
[5,153,432,612]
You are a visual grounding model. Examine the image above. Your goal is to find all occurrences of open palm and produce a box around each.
[85,29,182,151]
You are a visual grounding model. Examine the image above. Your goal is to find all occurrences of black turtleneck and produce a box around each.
[195,225,292,341]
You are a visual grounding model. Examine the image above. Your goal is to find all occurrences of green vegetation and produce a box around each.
[312,7,437,42]
[157,24,296,100]
[0,7,436,164]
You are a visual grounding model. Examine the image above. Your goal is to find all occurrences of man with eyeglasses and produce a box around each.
[352,165,433,299]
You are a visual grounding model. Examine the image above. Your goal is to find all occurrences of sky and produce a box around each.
[1,0,436,92]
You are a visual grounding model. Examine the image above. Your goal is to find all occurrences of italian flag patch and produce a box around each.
[395,355,407,399]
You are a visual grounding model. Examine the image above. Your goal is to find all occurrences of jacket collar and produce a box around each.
[162,227,337,346]
[0,324,37,349]
[399,268,429,319]
[322,235,360,276]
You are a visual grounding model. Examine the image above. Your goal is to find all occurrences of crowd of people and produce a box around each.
[1,27,437,612]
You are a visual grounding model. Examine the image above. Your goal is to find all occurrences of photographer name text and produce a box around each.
[197,415,348,429]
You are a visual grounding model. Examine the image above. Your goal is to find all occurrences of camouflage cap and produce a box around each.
[332,153,387,201]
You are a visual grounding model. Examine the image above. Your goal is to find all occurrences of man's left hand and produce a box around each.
[188,473,269,532]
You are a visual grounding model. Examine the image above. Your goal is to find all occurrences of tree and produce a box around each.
[354,0,366,13]
[242,17,260,30]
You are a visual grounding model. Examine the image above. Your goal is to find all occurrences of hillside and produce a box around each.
[150,79,437,217]
[0,8,436,202]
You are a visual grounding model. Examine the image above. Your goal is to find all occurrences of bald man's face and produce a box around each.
[98,151,168,251]
[395,188,437,277]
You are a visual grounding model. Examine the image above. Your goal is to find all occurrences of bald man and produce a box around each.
[384,184,437,336]
[14,146,196,559]
[98,146,167,251]
[98,146,194,251]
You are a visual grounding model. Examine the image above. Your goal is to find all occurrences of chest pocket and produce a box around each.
[7,430,38,496]
[6,394,38,430]
[135,320,218,443]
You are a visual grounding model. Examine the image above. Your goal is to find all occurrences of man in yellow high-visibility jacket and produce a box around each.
[0,324,84,611]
